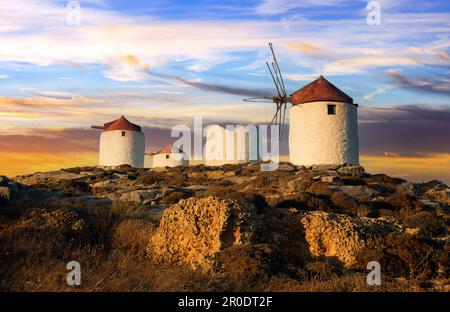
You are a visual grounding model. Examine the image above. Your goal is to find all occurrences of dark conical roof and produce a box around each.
[290,75,353,105]
[92,116,141,132]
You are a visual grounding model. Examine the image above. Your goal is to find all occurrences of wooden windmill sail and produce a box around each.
[244,43,290,140]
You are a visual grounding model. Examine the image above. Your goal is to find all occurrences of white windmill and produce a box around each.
[244,43,359,166]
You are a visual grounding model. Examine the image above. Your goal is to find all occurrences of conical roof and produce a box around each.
[155,144,183,154]
[290,75,353,105]
[101,116,141,132]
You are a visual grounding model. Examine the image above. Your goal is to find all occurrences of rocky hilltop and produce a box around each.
[0,163,449,291]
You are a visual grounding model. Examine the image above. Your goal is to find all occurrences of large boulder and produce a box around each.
[119,189,166,205]
[329,185,380,199]
[299,211,401,268]
[13,170,85,186]
[147,197,257,272]
[337,165,365,177]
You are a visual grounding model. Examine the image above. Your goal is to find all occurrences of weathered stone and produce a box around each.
[419,200,441,209]
[287,177,311,192]
[425,188,450,205]
[299,211,400,268]
[148,197,257,272]
[337,165,365,176]
[187,172,205,179]
[312,164,341,171]
[321,175,340,183]
[120,189,166,205]
[275,163,297,172]
[329,185,380,198]
[205,170,236,179]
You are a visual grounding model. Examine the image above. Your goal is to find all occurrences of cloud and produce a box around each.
[325,57,417,74]
[104,54,151,82]
[0,128,99,154]
[1,0,449,81]
[175,77,269,97]
[255,0,346,15]
[363,85,395,100]
[359,105,450,156]
[287,43,325,58]
[387,69,450,96]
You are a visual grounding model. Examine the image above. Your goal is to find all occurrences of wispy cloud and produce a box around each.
[104,55,151,82]
[387,69,450,95]
[363,85,395,100]
[255,0,346,15]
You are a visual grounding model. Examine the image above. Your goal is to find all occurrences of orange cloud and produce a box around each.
[288,43,325,58]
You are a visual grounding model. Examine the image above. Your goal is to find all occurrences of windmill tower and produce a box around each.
[244,43,359,166]
[92,116,145,168]
[289,76,359,166]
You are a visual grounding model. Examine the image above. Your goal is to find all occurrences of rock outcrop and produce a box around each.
[299,211,401,267]
[148,197,257,272]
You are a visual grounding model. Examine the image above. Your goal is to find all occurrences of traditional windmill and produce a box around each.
[91,115,145,168]
[244,43,360,166]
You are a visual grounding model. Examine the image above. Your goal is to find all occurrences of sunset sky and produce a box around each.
[0,0,449,183]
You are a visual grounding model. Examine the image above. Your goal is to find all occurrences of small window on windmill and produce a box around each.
[166,154,170,159]
[327,104,336,115]
[121,131,126,137]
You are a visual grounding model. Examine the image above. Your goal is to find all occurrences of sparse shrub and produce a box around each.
[87,206,114,246]
[331,192,358,212]
[358,233,448,281]
[62,167,81,174]
[385,192,421,213]
[275,198,309,210]
[59,180,91,196]
[364,174,404,189]
[356,248,408,278]
[221,164,242,172]
[307,183,334,196]
[341,177,367,186]
[136,172,161,185]
[166,173,187,187]
[289,193,331,212]
[404,211,445,237]
[112,219,156,255]
[304,261,342,282]
[331,192,371,217]
[212,244,282,291]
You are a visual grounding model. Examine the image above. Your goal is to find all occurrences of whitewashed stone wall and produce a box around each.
[99,130,145,168]
[151,153,188,168]
[289,101,359,166]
